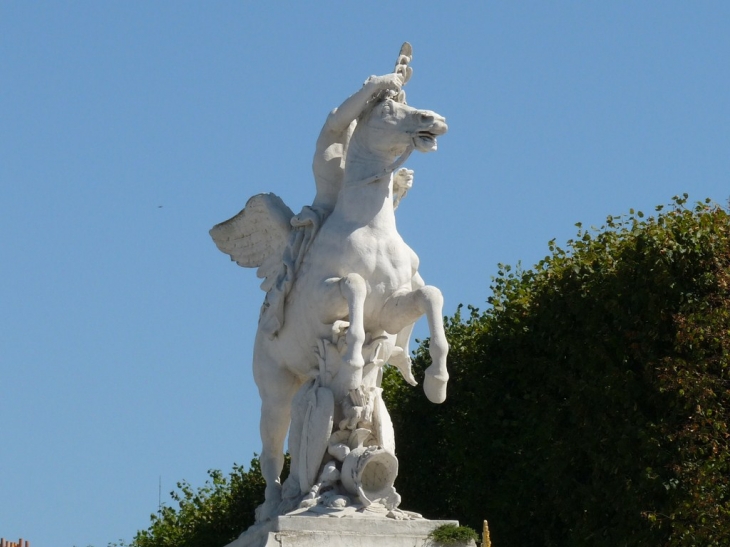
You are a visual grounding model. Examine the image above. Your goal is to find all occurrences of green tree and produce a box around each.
[384,196,730,547]
[118,197,730,547]
[119,456,288,547]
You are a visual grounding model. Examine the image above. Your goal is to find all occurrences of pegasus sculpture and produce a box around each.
[211,44,450,525]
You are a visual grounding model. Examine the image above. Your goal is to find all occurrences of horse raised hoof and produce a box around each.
[388,349,418,386]
[423,365,449,404]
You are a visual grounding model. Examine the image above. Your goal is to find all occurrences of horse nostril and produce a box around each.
[419,112,434,124]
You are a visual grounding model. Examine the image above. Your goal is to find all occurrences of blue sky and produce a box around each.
[1,2,728,546]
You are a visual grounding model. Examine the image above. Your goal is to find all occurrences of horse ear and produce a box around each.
[402,66,413,85]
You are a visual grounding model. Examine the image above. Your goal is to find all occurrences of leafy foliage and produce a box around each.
[115,196,729,547]
[385,196,730,547]
[117,456,288,547]
[427,523,479,545]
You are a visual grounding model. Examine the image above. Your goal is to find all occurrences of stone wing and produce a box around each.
[209,193,294,283]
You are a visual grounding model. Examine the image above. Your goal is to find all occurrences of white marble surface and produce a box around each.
[211,43,450,525]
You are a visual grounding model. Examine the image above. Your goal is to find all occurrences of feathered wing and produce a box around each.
[209,193,294,287]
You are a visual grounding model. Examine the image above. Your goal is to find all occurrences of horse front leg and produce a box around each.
[389,272,425,387]
[322,273,367,391]
[381,283,449,403]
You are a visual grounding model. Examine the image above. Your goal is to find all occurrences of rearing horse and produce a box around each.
[211,92,449,520]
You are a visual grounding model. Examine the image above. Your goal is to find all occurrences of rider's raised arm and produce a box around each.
[322,73,403,135]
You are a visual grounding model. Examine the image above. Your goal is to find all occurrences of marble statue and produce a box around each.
[211,43,450,536]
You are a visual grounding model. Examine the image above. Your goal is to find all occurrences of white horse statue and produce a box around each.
[211,45,449,525]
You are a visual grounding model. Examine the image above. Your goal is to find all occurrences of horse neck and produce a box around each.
[335,136,396,228]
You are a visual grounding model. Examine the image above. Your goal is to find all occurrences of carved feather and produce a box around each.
[209,193,294,281]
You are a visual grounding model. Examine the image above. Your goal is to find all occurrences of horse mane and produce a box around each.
[356,88,400,123]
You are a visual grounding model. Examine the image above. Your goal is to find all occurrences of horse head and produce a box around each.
[355,96,448,158]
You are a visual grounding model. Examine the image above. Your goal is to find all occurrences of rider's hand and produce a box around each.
[364,73,404,92]
[394,60,413,85]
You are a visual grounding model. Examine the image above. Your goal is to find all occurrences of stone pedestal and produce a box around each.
[225,513,462,547]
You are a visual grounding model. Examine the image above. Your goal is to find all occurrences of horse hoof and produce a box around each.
[255,498,281,523]
[388,351,418,386]
[423,368,448,404]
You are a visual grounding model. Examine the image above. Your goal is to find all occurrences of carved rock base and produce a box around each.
[224,513,463,547]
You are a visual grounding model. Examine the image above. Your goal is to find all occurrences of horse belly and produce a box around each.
[255,311,328,382]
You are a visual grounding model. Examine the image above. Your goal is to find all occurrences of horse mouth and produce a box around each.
[414,131,438,151]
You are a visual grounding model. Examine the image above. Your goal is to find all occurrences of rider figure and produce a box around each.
[311,72,406,216]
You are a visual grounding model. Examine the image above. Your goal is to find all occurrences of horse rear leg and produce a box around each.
[253,348,301,521]
[381,284,449,403]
